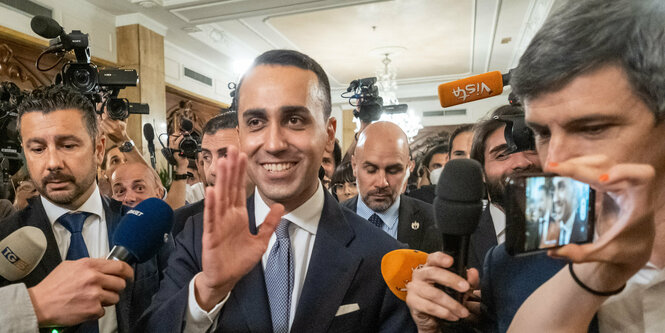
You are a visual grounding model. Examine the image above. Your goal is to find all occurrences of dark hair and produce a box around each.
[331,162,355,187]
[234,49,332,119]
[470,105,525,167]
[101,144,119,171]
[17,85,98,141]
[422,144,449,169]
[448,124,473,158]
[332,139,342,168]
[203,111,238,136]
[511,0,665,120]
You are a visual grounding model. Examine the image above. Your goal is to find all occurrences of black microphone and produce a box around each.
[180,118,193,133]
[143,123,157,169]
[30,15,64,39]
[107,198,173,264]
[433,158,485,302]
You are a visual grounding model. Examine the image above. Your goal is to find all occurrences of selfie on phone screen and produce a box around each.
[525,176,593,251]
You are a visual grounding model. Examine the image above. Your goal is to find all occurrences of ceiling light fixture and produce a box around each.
[376,53,399,106]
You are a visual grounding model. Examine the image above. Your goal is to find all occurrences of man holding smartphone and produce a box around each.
[405,0,665,332]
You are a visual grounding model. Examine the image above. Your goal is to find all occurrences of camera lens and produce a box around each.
[73,69,91,86]
[106,98,129,120]
[64,64,98,94]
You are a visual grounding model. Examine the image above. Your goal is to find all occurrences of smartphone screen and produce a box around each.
[505,173,595,255]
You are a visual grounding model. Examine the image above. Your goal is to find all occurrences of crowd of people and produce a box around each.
[0,0,663,332]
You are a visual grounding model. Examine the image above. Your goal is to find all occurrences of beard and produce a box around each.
[37,170,95,205]
[486,164,541,210]
[363,187,397,213]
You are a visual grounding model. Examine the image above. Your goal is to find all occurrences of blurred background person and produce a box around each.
[110,162,165,207]
[448,124,474,160]
[330,161,357,203]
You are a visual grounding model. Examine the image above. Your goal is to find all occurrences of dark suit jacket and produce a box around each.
[172,199,204,236]
[569,211,590,244]
[341,194,442,253]
[137,191,416,332]
[480,243,598,333]
[0,195,173,333]
[468,206,498,274]
[406,185,436,204]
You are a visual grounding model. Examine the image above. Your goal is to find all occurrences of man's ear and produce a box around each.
[96,135,106,166]
[324,117,337,153]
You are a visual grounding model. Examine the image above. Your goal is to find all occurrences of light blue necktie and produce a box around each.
[265,219,294,333]
[368,213,384,229]
[57,211,99,333]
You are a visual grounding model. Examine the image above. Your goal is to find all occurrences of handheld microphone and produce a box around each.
[0,227,47,281]
[433,159,485,302]
[438,71,511,108]
[30,15,64,39]
[107,198,173,264]
[143,123,157,169]
[381,249,429,301]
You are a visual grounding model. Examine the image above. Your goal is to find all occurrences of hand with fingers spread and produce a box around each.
[194,145,284,311]
[406,252,479,333]
[27,258,133,327]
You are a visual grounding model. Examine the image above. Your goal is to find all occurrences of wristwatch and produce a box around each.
[173,172,192,181]
[118,139,135,153]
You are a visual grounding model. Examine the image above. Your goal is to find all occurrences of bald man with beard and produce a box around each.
[342,121,441,252]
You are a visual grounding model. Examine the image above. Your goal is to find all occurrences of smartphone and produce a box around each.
[504,173,595,256]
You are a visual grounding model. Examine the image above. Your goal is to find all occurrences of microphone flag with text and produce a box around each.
[438,71,512,108]
[0,226,47,281]
[381,249,429,301]
[107,198,173,264]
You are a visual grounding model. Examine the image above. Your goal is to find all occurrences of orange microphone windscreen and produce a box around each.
[381,249,429,301]
[438,71,505,108]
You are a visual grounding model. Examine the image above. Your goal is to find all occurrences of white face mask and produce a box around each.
[401,167,411,190]
[429,167,443,186]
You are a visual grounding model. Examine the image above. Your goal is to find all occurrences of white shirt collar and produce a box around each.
[356,194,401,229]
[254,182,323,235]
[489,203,506,240]
[42,185,104,226]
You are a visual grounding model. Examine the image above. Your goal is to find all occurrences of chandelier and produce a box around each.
[376,53,399,105]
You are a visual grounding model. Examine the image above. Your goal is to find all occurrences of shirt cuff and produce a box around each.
[184,272,230,333]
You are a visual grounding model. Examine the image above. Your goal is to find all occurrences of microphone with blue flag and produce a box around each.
[107,198,173,264]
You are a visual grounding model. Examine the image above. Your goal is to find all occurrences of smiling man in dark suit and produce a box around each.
[138,50,415,332]
[0,85,171,332]
[342,121,441,253]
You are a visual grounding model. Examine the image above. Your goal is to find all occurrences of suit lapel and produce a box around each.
[102,196,133,333]
[291,192,361,332]
[224,196,272,332]
[472,207,498,265]
[397,195,422,248]
[22,197,62,288]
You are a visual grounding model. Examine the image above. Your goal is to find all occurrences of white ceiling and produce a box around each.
[85,0,559,116]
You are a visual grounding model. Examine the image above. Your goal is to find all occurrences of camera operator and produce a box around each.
[405,0,665,331]
[99,112,187,210]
